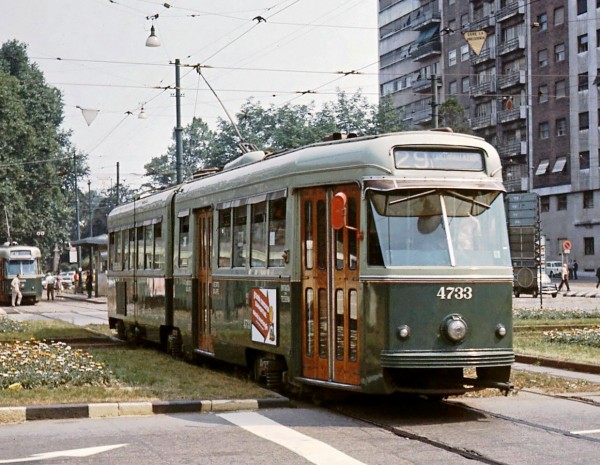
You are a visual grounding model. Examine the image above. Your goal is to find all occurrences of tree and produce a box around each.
[142,89,409,189]
[0,40,88,266]
[438,97,473,134]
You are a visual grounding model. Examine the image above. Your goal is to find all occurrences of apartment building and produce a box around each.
[378,0,600,270]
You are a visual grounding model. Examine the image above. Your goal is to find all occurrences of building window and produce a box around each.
[449,80,457,95]
[539,122,550,139]
[578,0,588,15]
[584,190,594,209]
[580,111,590,130]
[555,79,566,98]
[554,7,564,25]
[580,151,591,170]
[579,72,589,91]
[584,237,595,255]
[554,43,565,62]
[556,118,567,136]
[460,44,469,62]
[460,14,468,29]
[536,13,547,31]
[557,194,567,210]
[578,34,589,53]
[448,49,457,66]
[461,76,470,93]
[538,49,548,67]
[538,85,548,103]
[540,197,550,212]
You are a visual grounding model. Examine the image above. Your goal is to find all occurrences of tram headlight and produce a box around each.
[441,314,468,343]
[397,325,411,340]
[495,324,507,338]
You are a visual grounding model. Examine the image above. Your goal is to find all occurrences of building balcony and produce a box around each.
[470,47,496,65]
[411,76,432,93]
[412,107,432,124]
[463,15,496,32]
[410,2,441,31]
[470,79,496,98]
[497,70,526,90]
[498,140,527,158]
[498,36,525,56]
[497,0,525,22]
[498,106,527,124]
[410,40,441,61]
[471,113,497,130]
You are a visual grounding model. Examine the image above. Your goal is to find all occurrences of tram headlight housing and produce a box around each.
[495,324,507,338]
[397,325,411,340]
[441,314,468,343]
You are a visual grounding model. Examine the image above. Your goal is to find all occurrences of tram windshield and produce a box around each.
[6,259,39,276]
[367,189,511,267]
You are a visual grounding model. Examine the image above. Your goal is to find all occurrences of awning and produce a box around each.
[71,234,108,247]
[535,160,550,175]
[551,157,567,173]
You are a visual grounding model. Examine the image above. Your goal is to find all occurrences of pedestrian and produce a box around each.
[86,272,93,298]
[55,272,62,297]
[573,260,578,280]
[11,274,22,307]
[46,272,55,301]
[73,271,80,293]
[568,259,574,280]
[557,262,570,292]
[595,266,600,288]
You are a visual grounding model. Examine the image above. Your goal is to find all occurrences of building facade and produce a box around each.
[378,0,600,271]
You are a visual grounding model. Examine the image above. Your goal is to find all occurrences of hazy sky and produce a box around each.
[1,0,379,189]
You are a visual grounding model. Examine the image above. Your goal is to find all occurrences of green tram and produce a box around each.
[0,243,43,304]
[107,131,514,396]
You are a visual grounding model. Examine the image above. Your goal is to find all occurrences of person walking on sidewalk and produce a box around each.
[596,266,600,288]
[573,260,579,280]
[557,262,570,292]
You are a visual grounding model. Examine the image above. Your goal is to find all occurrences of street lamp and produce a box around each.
[146,24,161,47]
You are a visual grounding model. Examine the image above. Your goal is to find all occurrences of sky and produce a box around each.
[0,0,379,190]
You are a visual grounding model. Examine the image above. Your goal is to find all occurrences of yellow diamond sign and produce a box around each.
[464,30,487,56]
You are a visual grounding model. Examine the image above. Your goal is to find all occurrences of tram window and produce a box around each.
[367,209,384,266]
[251,202,267,267]
[178,216,190,268]
[136,226,144,269]
[114,232,122,270]
[316,201,327,270]
[144,225,153,269]
[318,288,328,359]
[348,197,358,270]
[126,229,133,270]
[304,200,314,270]
[153,223,163,269]
[233,205,248,268]
[335,289,345,360]
[218,209,232,267]
[335,229,344,270]
[305,288,314,357]
[109,233,115,270]
[349,290,358,362]
[268,198,286,267]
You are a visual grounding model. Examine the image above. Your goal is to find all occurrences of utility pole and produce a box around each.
[430,74,440,129]
[73,151,82,292]
[175,58,183,185]
[116,161,120,206]
[88,180,94,296]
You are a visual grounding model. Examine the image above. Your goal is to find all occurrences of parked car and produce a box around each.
[514,270,558,298]
[59,272,74,289]
[545,261,562,277]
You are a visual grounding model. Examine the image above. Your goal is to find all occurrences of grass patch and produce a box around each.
[0,318,100,341]
[514,307,600,326]
[514,332,600,365]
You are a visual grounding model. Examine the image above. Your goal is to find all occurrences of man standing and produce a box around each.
[11,274,22,306]
[46,272,55,300]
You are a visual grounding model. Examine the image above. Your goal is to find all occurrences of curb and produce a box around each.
[0,397,292,425]
[514,354,600,375]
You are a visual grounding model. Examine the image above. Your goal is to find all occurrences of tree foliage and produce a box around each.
[438,97,472,134]
[143,90,407,189]
[0,41,88,266]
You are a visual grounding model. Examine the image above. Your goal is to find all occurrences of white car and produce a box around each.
[545,261,562,277]
[59,272,74,289]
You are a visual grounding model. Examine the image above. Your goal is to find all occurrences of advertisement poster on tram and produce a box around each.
[250,288,278,345]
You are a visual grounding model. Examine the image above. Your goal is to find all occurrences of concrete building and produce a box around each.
[378,0,600,271]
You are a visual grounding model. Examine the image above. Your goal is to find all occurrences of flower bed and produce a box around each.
[1,340,114,390]
[544,328,600,349]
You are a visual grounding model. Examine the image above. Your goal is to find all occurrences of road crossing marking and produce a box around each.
[218,411,367,465]
[570,429,600,435]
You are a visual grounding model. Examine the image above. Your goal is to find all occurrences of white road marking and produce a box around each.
[218,411,367,465]
[0,444,127,463]
[570,429,600,435]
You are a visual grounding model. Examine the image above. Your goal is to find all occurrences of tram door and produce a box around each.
[300,185,360,385]
[196,208,214,353]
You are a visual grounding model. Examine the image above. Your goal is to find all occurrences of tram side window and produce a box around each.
[251,202,267,267]
[126,229,133,270]
[233,205,248,267]
[218,209,232,267]
[114,232,122,270]
[144,224,153,269]
[268,198,286,267]
[178,215,190,268]
[109,233,115,270]
[153,222,163,269]
[137,226,144,269]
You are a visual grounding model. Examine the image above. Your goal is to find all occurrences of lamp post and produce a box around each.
[175,59,183,184]
[88,180,94,297]
[73,151,82,292]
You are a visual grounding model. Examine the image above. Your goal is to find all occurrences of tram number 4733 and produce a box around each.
[437,286,473,300]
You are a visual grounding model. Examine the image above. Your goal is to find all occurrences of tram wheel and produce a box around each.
[513,290,520,298]
[115,321,127,340]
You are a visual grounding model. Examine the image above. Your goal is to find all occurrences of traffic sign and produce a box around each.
[563,240,572,251]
